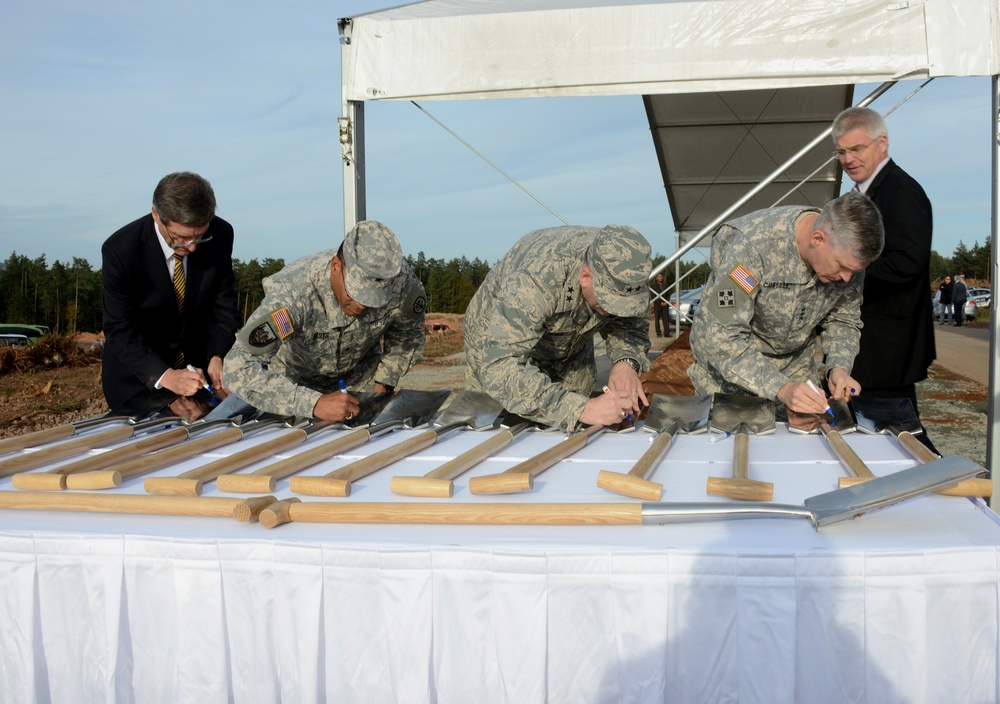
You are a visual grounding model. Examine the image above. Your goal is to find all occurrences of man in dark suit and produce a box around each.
[101,172,240,419]
[831,107,937,452]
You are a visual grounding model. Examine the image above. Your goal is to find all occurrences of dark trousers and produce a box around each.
[857,383,940,456]
[652,304,670,336]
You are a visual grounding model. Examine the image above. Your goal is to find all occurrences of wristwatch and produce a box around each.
[615,358,641,374]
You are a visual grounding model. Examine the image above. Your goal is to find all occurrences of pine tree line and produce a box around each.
[1,240,990,334]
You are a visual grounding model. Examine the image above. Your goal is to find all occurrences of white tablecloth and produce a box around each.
[0,423,997,703]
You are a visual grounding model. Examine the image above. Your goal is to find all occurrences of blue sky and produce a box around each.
[1,1,993,269]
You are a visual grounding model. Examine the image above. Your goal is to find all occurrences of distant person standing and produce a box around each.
[952,275,968,327]
[101,172,240,420]
[938,275,954,325]
[649,272,670,337]
[831,106,936,451]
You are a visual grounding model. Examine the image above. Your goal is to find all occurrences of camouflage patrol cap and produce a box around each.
[342,221,403,307]
[588,225,652,317]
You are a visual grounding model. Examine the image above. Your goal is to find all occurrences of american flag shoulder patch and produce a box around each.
[270,307,295,339]
[729,264,759,294]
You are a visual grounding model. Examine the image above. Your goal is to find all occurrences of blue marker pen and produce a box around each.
[339,380,347,394]
[806,380,835,422]
[602,385,632,422]
[187,364,219,406]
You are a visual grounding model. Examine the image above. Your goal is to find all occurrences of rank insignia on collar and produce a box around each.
[729,264,759,295]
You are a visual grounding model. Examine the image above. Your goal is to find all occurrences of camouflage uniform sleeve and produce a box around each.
[374,273,427,388]
[480,271,589,430]
[818,271,865,374]
[603,315,652,372]
[222,300,323,418]
[690,233,790,399]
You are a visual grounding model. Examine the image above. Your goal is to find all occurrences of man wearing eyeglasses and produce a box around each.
[831,107,937,452]
[101,171,240,420]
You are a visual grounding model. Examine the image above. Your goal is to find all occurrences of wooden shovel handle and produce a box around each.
[64,427,247,490]
[732,431,750,480]
[0,425,136,477]
[0,425,75,455]
[595,430,673,500]
[324,430,438,483]
[389,428,518,498]
[276,501,643,527]
[216,429,372,493]
[259,498,302,528]
[706,476,774,502]
[0,490,273,519]
[468,429,594,495]
[628,431,674,480]
[595,471,662,501]
[822,429,875,478]
[14,427,191,488]
[897,431,940,464]
[145,428,307,495]
[422,428,516,482]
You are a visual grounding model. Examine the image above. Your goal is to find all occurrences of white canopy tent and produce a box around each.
[338,0,1000,488]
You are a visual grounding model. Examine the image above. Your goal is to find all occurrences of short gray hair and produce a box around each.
[815,191,884,266]
[831,106,887,142]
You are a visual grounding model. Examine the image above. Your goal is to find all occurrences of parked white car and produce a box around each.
[933,287,990,321]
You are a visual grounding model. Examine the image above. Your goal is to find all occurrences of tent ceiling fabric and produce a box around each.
[645,86,854,241]
[342,0,1000,102]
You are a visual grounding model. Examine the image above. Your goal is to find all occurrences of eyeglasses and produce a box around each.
[163,225,212,250]
[832,138,878,160]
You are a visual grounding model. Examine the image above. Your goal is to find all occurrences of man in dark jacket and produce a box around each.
[938,276,954,325]
[101,172,240,419]
[832,107,937,452]
[952,275,969,327]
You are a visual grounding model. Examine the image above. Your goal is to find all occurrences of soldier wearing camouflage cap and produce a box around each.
[688,192,884,414]
[210,221,426,422]
[464,224,652,431]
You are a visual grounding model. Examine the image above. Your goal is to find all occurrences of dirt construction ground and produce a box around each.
[0,315,990,470]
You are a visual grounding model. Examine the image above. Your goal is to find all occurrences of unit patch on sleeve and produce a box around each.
[729,264,759,295]
[717,289,736,308]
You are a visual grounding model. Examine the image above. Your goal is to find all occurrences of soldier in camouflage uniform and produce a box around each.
[688,192,884,414]
[212,221,426,422]
[465,225,652,430]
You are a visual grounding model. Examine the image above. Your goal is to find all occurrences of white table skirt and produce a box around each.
[0,423,997,703]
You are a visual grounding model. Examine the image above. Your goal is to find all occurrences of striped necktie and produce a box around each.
[172,253,185,367]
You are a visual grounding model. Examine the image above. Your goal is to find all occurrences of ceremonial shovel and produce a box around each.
[286,389,454,497]
[390,411,537,498]
[468,411,634,495]
[597,394,710,500]
[847,396,992,497]
[705,394,775,501]
[64,413,286,490]
[0,415,130,456]
[0,416,180,478]
[259,454,987,529]
[144,393,392,496]
[11,416,242,491]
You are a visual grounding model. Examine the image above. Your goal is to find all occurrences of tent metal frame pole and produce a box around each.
[341,100,366,233]
[988,76,999,502]
[650,80,895,278]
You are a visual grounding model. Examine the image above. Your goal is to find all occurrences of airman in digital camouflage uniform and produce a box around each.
[213,221,426,422]
[464,225,652,430]
[688,192,884,414]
